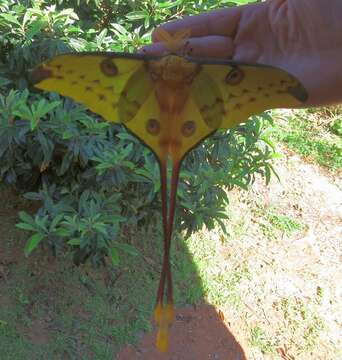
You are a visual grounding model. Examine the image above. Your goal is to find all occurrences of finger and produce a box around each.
[232,41,261,63]
[185,36,234,58]
[140,35,234,58]
[152,7,241,42]
[138,41,167,55]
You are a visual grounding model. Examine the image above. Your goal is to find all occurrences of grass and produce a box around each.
[271,107,342,172]
[249,326,275,355]
[246,295,326,357]
[278,297,325,352]
[185,229,250,309]
[267,213,303,234]
[251,204,306,240]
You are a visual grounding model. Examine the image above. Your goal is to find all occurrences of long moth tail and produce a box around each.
[154,160,180,352]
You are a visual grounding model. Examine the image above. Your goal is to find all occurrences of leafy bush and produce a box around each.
[1,0,276,266]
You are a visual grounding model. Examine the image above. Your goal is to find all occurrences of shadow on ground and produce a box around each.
[118,305,246,359]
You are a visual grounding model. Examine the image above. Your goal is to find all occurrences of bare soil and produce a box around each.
[118,305,247,360]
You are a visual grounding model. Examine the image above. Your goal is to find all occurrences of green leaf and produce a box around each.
[96,28,108,47]
[159,0,182,9]
[111,23,129,36]
[35,99,60,119]
[0,320,8,327]
[0,13,21,27]
[18,211,35,226]
[16,222,36,231]
[50,214,64,230]
[115,242,139,257]
[67,238,81,246]
[26,19,46,41]
[125,11,148,20]
[24,233,44,256]
[0,77,10,87]
[265,165,271,185]
[55,228,71,237]
[110,248,119,266]
[13,105,33,122]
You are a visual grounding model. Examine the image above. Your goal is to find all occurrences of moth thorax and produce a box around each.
[155,83,189,112]
[161,55,199,83]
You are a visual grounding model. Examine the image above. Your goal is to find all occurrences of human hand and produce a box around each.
[143,0,342,107]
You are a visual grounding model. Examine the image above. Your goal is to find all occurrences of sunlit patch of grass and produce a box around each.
[276,297,325,352]
[267,213,304,235]
[249,326,275,354]
[330,117,342,136]
[271,108,342,172]
[185,229,250,309]
[252,204,306,240]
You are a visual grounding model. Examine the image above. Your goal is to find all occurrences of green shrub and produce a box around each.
[1,0,277,266]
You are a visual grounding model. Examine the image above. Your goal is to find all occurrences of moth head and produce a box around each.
[153,28,191,55]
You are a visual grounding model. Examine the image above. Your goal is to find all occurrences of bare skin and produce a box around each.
[142,0,342,107]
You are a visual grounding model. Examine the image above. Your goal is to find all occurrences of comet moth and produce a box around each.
[31,28,307,352]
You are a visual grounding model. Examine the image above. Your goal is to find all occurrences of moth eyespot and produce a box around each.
[225,67,244,85]
[100,58,118,76]
[146,118,160,135]
[181,121,196,137]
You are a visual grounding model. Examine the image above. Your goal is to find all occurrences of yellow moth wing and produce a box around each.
[174,96,214,160]
[196,63,307,128]
[124,91,161,156]
[125,92,212,162]
[31,54,153,124]
[191,69,225,129]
